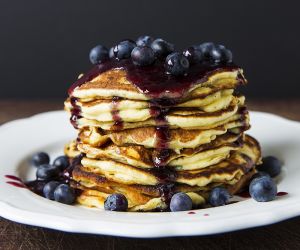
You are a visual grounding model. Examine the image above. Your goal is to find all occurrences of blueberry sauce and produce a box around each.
[62,154,84,183]
[158,183,175,205]
[6,181,27,188]
[5,175,22,182]
[277,192,288,196]
[25,180,48,195]
[111,96,124,130]
[70,97,82,129]
[236,191,251,198]
[68,59,242,99]
[150,169,177,205]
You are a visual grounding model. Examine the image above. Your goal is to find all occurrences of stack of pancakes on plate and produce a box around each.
[64,59,261,211]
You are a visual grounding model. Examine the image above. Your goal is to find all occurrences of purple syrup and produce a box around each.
[150,167,177,183]
[5,175,22,182]
[236,191,251,198]
[25,180,48,195]
[6,181,26,188]
[149,101,171,168]
[68,59,242,99]
[62,154,84,183]
[111,96,124,130]
[70,97,82,129]
[158,183,175,204]
[277,192,288,196]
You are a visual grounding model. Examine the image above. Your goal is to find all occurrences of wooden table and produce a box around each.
[1,99,300,250]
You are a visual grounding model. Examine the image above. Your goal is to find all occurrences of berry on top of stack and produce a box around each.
[63,35,263,212]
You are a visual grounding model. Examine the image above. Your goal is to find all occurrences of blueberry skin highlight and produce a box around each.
[113,40,136,60]
[183,46,203,64]
[165,52,190,76]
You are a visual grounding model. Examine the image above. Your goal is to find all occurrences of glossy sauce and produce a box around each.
[277,191,288,196]
[68,59,241,99]
[111,96,124,130]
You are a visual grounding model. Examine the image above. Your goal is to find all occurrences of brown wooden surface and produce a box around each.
[1,99,300,250]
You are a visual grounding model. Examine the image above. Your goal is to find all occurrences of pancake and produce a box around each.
[71,167,255,212]
[73,135,260,186]
[74,98,247,130]
[176,135,261,186]
[71,68,245,101]
[78,117,249,150]
[74,132,242,170]
[65,89,236,123]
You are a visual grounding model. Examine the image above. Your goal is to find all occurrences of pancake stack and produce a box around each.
[64,52,261,212]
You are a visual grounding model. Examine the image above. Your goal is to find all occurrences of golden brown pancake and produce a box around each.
[74,132,242,169]
[71,68,245,101]
[72,135,260,186]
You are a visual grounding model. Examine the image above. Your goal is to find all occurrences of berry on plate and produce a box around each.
[249,176,277,202]
[104,193,128,211]
[170,192,193,212]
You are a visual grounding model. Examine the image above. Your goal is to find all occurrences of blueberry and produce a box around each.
[89,45,109,64]
[151,38,175,57]
[170,192,192,212]
[165,52,190,76]
[209,46,224,63]
[54,184,76,205]
[215,44,233,63]
[199,42,233,63]
[43,181,60,200]
[53,155,69,171]
[131,46,156,66]
[104,193,128,211]
[183,46,203,64]
[113,39,136,60]
[252,171,270,180]
[198,42,215,60]
[249,176,277,202]
[36,164,60,180]
[209,187,230,206]
[136,35,154,47]
[257,156,282,177]
[32,152,50,167]
[109,47,114,58]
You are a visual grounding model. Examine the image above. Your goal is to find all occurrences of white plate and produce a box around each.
[0,110,299,238]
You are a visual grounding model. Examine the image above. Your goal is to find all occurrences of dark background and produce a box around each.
[1,0,299,99]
